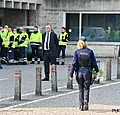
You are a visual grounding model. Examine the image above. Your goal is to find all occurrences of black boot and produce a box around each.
[61,61,65,65]
[30,61,34,64]
[37,61,40,64]
[56,61,59,65]
[79,106,84,111]
[84,100,89,110]
[42,77,49,81]
[56,58,59,65]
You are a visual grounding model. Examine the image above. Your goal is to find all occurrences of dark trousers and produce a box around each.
[0,47,2,67]
[1,47,8,58]
[76,70,91,107]
[8,48,14,60]
[57,45,66,59]
[14,47,20,61]
[19,47,27,59]
[31,45,40,58]
[43,50,56,78]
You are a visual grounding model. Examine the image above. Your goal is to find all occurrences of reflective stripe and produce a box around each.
[30,32,42,43]
[59,41,67,45]
[1,28,9,47]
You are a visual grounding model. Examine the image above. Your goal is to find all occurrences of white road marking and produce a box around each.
[0,78,8,81]
[0,84,78,102]
[1,81,120,110]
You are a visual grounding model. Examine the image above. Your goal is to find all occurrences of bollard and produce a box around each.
[117,57,120,79]
[35,67,42,96]
[106,58,111,81]
[14,70,21,100]
[67,64,73,89]
[51,64,57,92]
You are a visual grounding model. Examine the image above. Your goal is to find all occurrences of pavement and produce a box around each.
[0,58,120,115]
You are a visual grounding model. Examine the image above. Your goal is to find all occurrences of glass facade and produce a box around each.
[82,14,120,42]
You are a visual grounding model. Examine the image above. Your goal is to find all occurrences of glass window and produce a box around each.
[82,14,120,42]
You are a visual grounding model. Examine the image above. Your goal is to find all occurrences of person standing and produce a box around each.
[1,25,9,64]
[30,26,42,64]
[0,32,3,69]
[18,27,29,65]
[13,28,20,62]
[42,23,58,81]
[69,36,99,111]
[56,27,68,65]
[7,28,15,64]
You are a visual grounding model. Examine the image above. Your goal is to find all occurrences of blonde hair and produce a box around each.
[77,40,88,49]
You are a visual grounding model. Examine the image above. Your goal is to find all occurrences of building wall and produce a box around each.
[66,42,118,58]
[42,0,120,11]
[0,9,28,28]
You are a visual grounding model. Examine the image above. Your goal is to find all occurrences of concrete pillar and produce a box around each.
[14,70,21,100]
[117,57,120,79]
[106,58,111,81]
[35,67,42,96]
[67,64,73,89]
[51,64,57,92]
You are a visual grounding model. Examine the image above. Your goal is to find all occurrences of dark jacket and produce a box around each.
[42,31,58,57]
[70,48,99,77]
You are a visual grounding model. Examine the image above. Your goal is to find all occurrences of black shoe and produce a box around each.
[42,78,49,81]
[84,100,89,111]
[30,61,34,64]
[37,61,40,64]
[23,62,27,65]
[61,62,65,65]
[56,62,59,65]
[79,106,84,111]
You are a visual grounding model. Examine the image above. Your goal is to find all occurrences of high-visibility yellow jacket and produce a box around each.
[14,32,19,48]
[59,32,68,46]
[7,32,15,48]
[30,32,42,45]
[19,32,29,48]
[1,28,9,48]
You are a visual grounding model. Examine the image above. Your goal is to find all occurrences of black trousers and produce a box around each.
[76,71,91,107]
[31,45,40,58]
[1,47,8,58]
[43,50,56,78]
[14,47,20,61]
[57,45,66,59]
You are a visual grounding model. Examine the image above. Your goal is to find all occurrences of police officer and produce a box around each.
[7,28,15,64]
[18,27,29,65]
[1,25,9,64]
[30,26,42,64]
[69,36,99,111]
[56,27,68,65]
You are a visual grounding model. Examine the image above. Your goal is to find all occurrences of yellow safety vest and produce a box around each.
[7,32,15,48]
[1,28,9,48]
[14,33,19,48]
[30,32,42,43]
[59,32,68,46]
[19,32,29,47]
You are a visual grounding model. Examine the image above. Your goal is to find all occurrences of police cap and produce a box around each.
[79,36,86,42]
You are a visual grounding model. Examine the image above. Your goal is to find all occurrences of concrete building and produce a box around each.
[1,0,120,57]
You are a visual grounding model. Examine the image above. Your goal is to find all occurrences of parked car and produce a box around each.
[82,27,106,41]
[15,26,43,61]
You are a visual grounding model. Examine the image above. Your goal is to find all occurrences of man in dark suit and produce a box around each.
[42,23,58,81]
